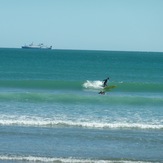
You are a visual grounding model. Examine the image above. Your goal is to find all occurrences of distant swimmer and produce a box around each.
[103,77,109,87]
[98,90,105,95]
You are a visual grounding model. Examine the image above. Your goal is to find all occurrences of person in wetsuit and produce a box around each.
[103,77,109,87]
[98,77,109,95]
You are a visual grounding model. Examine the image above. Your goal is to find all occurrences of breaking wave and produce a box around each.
[83,80,103,89]
[0,79,162,93]
[0,116,162,130]
[0,155,156,163]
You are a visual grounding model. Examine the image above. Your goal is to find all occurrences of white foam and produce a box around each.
[83,80,103,89]
[0,155,154,163]
[0,116,162,130]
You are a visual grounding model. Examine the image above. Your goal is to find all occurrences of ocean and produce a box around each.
[0,48,162,163]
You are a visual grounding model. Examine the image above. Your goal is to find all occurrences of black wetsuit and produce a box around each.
[103,78,109,87]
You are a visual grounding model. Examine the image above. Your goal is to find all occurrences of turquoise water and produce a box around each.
[0,48,162,163]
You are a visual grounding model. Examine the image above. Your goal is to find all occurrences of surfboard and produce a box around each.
[103,85,116,92]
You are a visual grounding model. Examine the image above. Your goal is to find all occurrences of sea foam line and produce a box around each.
[0,118,162,130]
[0,155,156,163]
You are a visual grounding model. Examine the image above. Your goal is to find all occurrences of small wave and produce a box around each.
[83,80,163,93]
[0,92,162,106]
[0,155,156,163]
[0,80,82,90]
[0,117,162,130]
[0,80,162,93]
[83,80,103,89]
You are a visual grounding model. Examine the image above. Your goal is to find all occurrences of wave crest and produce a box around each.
[83,80,103,89]
[0,155,155,163]
[0,117,162,130]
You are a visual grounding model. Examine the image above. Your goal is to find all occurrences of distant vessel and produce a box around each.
[22,43,52,49]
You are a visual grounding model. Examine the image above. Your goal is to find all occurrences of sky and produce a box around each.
[0,0,163,52]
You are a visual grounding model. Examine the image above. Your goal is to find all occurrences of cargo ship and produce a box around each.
[22,43,52,49]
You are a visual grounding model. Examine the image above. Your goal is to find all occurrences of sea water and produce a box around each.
[0,48,162,163]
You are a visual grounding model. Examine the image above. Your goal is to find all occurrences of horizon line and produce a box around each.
[0,47,163,53]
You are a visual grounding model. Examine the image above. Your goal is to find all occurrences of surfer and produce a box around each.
[103,77,109,87]
[98,77,109,95]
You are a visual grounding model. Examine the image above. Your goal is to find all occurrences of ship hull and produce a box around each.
[21,43,52,50]
[22,46,52,50]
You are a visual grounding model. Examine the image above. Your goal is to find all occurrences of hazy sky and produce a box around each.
[0,0,163,52]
